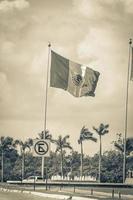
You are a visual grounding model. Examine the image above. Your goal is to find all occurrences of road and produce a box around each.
[0,191,57,200]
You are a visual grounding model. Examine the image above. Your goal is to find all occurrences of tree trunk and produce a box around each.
[99,135,102,183]
[60,147,63,178]
[1,149,4,182]
[80,141,83,180]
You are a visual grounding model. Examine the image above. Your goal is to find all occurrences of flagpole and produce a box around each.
[42,42,51,178]
[44,42,51,132]
[123,38,132,183]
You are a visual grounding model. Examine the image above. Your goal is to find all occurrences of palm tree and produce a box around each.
[65,151,81,180]
[37,129,52,178]
[113,134,133,156]
[93,123,109,182]
[113,134,133,183]
[78,126,97,179]
[38,130,52,140]
[0,136,17,182]
[113,133,123,152]
[15,138,33,180]
[52,135,72,178]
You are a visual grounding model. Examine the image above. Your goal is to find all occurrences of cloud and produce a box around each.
[0,0,132,155]
[123,0,133,13]
[77,28,115,61]
[73,0,133,20]
[0,0,29,12]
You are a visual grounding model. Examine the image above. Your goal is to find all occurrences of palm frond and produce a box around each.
[62,144,73,150]
[53,134,72,154]
[101,130,109,135]
[79,126,97,143]
[50,139,57,144]
[62,135,70,143]
[88,137,97,142]
[126,137,133,154]
[93,123,109,136]
[93,126,99,134]
[114,142,124,152]
[104,124,109,129]
[38,129,52,140]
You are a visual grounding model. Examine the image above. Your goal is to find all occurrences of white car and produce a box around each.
[22,176,45,183]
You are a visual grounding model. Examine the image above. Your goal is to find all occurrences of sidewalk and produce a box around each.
[0,186,133,200]
[46,187,133,200]
[0,188,97,200]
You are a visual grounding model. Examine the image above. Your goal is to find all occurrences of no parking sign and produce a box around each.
[33,139,50,157]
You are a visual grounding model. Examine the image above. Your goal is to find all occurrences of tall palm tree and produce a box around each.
[37,130,52,178]
[15,138,33,180]
[78,126,97,179]
[0,136,17,182]
[93,123,109,182]
[52,135,72,178]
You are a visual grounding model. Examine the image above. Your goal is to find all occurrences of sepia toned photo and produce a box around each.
[0,0,133,199]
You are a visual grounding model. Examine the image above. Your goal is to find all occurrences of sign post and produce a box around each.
[33,139,50,184]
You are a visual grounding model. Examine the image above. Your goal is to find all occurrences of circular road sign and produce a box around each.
[34,140,49,156]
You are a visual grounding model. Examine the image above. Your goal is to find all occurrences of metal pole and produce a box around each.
[45,167,48,191]
[123,39,132,183]
[44,42,51,132]
[22,153,25,180]
[42,157,44,178]
[1,149,3,182]
[99,135,102,183]
[80,141,83,180]
[112,189,114,198]
[41,43,51,178]
[33,169,36,191]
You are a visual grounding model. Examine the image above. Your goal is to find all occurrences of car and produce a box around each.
[22,176,45,183]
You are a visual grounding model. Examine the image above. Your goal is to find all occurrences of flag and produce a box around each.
[81,67,100,97]
[50,50,100,97]
[130,47,133,81]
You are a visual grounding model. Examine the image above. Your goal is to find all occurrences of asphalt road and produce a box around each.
[0,191,57,200]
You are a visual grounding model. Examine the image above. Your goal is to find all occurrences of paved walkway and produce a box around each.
[58,187,133,199]
[0,189,97,200]
[0,186,133,200]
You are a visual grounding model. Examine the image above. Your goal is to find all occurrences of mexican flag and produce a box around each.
[50,50,100,97]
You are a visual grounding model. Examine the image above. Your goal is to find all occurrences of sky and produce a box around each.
[0,0,133,156]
